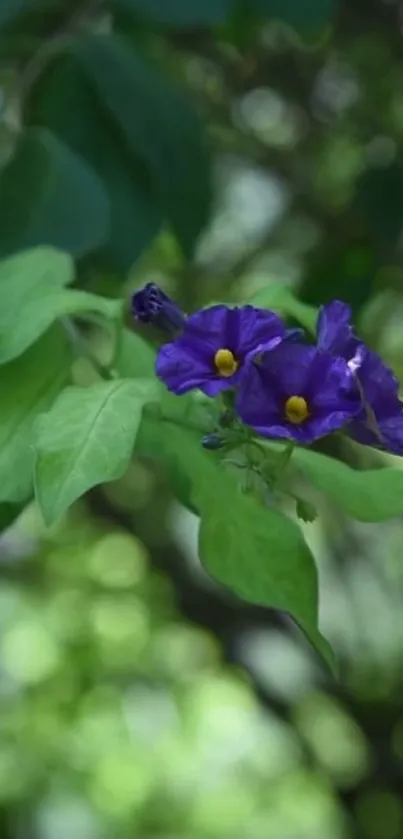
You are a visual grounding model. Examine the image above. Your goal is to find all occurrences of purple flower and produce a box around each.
[131,283,185,334]
[236,343,361,444]
[317,301,403,454]
[156,304,286,396]
[344,350,403,454]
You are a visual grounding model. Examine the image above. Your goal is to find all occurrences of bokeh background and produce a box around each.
[1,0,403,837]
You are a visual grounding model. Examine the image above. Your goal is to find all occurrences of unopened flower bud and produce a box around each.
[201,433,224,450]
[131,283,185,335]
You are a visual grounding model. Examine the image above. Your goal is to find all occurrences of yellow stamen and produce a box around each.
[214,348,239,378]
[285,395,309,425]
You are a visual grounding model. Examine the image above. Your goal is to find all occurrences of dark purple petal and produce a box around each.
[156,340,213,395]
[347,396,403,454]
[307,353,358,408]
[224,305,285,359]
[258,343,319,396]
[343,348,403,454]
[236,362,284,430]
[183,305,230,353]
[355,349,399,411]
[317,300,352,351]
[317,300,363,368]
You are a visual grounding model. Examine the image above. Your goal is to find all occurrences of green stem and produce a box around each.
[263,440,295,487]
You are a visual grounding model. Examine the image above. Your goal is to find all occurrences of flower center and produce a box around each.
[285,395,310,424]
[214,348,239,378]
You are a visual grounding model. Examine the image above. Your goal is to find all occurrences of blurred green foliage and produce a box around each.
[2,0,403,837]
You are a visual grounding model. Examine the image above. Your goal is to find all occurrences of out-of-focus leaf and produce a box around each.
[72,34,212,259]
[0,326,73,504]
[356,164,403,246]
[300,242,375,314]
[250,0,338,33]
[0,502,24,532]
[0,246,74,363]
[113,0,234,27]
[0,0,29,28]
[0,128,109,258]
[34,378,158,525]
[0,245,122,364]
[30,53,162,271]
[115,328,156,379]
[291,446,403,523]
[250,283,318,334]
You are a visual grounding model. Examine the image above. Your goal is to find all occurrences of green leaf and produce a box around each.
[135,419,335,671]
[250,0,337,33]
[113,0,234,27]
[196,460,334,672]
[135,414,198,514]
[0,246,73,364]
[0,326,73,504]
[72,34,212,258]
[0,127,109,258]
[34,378,158,525]
[30,53,162,271]
[115,328,156,379]
[250,283,318,333]
[290,446,403,523]
[0,248,123,365]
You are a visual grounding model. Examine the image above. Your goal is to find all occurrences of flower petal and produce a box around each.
[236,361,284,430]
[224,306,285,359]
[356,349,400,410]
[237,344,360,443]
[184,305,230,354]
[347,402,403,454]
[259,343,319,396]
[156,339,213,395]
[317,300,352,351]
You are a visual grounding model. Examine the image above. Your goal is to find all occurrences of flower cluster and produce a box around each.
[132,285,403,453]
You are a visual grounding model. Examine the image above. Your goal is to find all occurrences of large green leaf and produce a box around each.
[34,378,158,525]
[0,128,109,258]
[135,418,335,671]
[250,0,337,33]
[0,246,72,362]
[30,54,162,271]
[290,446,403,523]
[0,326,73,504]
[196,459,334,672]
[250,283,318,334]
[0,247,123,365]
[72,34,212,258]
[113,0,234,26]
